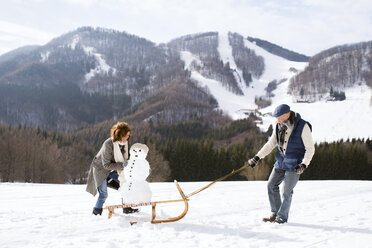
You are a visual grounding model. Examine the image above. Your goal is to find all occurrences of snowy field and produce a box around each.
[1,180,372,248]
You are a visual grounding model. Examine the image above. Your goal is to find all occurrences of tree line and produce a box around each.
[0,124,94,183]
[161,138,247,181]
[0,120,371,183]
[302,139,372,180]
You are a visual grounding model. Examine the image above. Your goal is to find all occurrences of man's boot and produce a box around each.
[262,215,276,222]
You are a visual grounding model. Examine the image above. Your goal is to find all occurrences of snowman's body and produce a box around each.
[119,143,152,204]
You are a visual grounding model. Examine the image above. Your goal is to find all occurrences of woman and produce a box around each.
[86,122,137,215]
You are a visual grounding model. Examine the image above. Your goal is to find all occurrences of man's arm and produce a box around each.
[256,129,277,159]
[301,123,315,167]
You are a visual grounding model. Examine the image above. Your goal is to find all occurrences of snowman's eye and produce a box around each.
[139,149,141,152]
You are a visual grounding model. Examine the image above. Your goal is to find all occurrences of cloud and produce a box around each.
[63,0,98,7]
[0,21,54,55]
[0,21,54,40]
[0,35,19,42]
[0,0,372,56]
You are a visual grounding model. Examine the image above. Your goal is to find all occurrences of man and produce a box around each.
[248,104,315,223]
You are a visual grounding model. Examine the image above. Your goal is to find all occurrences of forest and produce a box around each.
[1,117,371,184]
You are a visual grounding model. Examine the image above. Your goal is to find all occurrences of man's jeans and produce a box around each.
[267,167,300,221]
[94,171,119,209]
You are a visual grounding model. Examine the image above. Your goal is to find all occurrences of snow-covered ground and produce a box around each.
[2,181,372,248]
[180,34,372,143]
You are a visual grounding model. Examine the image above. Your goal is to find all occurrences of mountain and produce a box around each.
[168,32,265,95]
[289,41,372,100]
[0,27,371,142]
[179,31,308,118]
[0,28,279,130]
[0,27,218,130]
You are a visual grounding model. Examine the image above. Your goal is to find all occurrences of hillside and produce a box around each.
[180,32,307,120]
[247,36,310,62]
[0,27,221,130]
[288,41,372,100]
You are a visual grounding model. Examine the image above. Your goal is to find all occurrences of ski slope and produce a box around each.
[180,33,372,142]
[1,181,372,248]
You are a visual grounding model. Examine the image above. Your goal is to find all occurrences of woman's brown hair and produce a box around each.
[110,122,131,142]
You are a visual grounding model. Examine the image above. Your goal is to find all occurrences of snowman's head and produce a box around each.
[129,143,149,159]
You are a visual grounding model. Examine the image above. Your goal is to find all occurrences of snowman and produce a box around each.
[119,143,152,205]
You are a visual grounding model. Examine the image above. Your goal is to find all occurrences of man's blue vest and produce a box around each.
[274,113,312,171]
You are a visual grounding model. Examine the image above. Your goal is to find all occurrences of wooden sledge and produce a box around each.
[104,180,189,224]
[104,164,248,224]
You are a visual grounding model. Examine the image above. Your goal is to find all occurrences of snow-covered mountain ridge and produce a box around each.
[0,27,371,142]
[0,28,305,130]
[180,34,306,117]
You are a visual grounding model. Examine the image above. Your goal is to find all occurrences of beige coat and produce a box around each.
[86,138,128,196]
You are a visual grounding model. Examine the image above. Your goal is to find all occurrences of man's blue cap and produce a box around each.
[272,104,290,117]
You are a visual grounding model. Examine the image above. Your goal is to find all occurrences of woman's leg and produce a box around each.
[94,180,108,210]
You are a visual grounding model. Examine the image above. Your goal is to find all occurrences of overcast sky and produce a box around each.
[1,0,372,56]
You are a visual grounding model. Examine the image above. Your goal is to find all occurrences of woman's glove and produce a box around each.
[123,160,128,168]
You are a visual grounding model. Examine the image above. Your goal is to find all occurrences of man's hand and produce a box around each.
[295,164,306,174]
[248,156,260,168]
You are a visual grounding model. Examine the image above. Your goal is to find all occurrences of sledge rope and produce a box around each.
[186,164,248,198]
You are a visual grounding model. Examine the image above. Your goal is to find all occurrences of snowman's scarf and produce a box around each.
[113,140,128,163]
